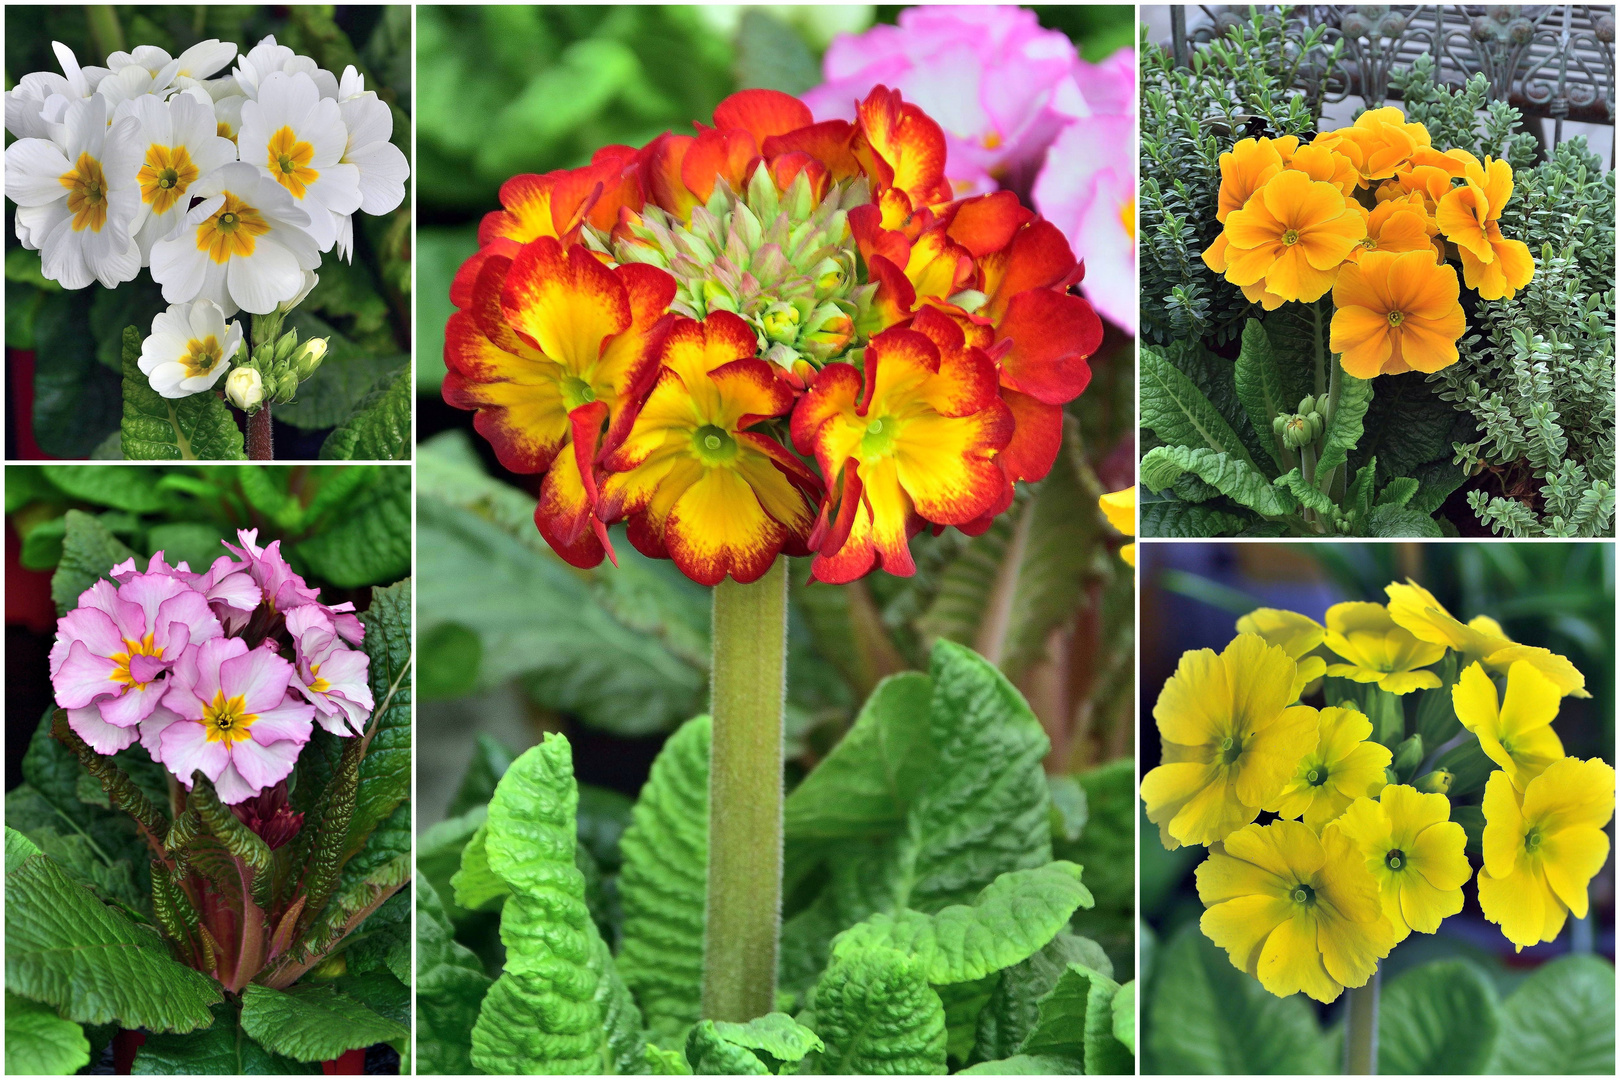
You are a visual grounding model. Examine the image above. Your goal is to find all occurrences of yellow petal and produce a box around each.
[1451,662,1498,736]
[1155,647,1232,746]
[1396,863,1465,935]
[1481,770,1527,879]
[1379,669,1442,695]
[1258,911,1342,1002]
[1201,893,1294,977]
[1497,660,1561,739]
[1539,826,1609,919]
[1477,860,1554,952]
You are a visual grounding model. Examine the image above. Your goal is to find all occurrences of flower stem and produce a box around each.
[702,556,788,1022]
[1312,300,1327,399]
[246,406,274,460]
[1345,966,1381,1074]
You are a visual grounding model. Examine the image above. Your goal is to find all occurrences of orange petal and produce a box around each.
[712,89,813,144]
[854,86,948,205]
[945,191,1033,258]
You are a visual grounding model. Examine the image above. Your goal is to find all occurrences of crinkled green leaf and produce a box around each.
[643,1044,695,1075]
[959,1053,1081,1074]
[1487,954,1614,1075]
[1314,371,1374,480]
[1275,468,1338,518]
[49,510,135,615]
[416,879,494,1076]
[938,975,998,1066]
[471,734,610,1074]
[6,785,142,909]
[1138,492,1252,538]
[1378,959,1499,1075]
[807,948,948,1075]
[832,863,1092,986]
[686,1013,822,1075]
[1111,981,1135,1057]
[451,823,509,911]
[592,925,648,1075]
[290,466,410,587]
[1376,477,1420,509]
[1140,446,1295,517]
[132,1000,317,1075]
[119,326,245,460]
[1141,347,1255,464]
[39,464,165,512]
[1233,319,1310,470]
[320,366,411,460]
[1363,504,1444,538]
[973,933,1112,1064]
[617,715,710,1039]
[5,828,222,1032]
[1020,963,1131,1073]
[348,579,413,858]
[239,983,408,1063]
[5,991,90,1076]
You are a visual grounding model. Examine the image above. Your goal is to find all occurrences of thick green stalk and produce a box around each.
[702,557,788,1022]
[1345,966,1380,1074]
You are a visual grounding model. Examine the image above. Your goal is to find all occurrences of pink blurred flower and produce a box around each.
[50,573,221,754]
[151,636,315,805]
[1034,49,1137,334]
[285,605,374,737]
[803,5,1081,195]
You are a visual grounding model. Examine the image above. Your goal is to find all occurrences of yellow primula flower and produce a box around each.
[1323,601,1445,694]
[1197,818,1397,1003]
[1236,607,1327,701]
[1098,487,1134,567]
[1140,634,1319,849]
[1383,580,1588,697]
[1266,706,1392,831]
[1452,661,1565,791]
[1335,784,1471,942]
[1478,759,1616,951]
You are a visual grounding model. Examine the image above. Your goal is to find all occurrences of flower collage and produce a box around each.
[2,4,1615,1079]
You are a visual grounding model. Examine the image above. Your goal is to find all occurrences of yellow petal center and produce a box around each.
[138,143,200,215]
[182,336,224,378]
[202,689,257,746]
[195,191,270,264]
[266,125,318,199]
[59,152,110,233]
[108,634,161,687]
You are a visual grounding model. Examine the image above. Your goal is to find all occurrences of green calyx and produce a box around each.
[692,423,738,464]
[561,376,596,412]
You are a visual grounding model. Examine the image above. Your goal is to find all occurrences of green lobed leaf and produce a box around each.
[1138,492,1253,538]
[1145,924,1329,1074]
[1314,370,1374,481]
[1233,319,1311,471]
[1376,477,1420,508]
[591,924,648,1075]
[1378,959,1499,1074]
[290,466,410,587]
[643,1044,696,1075]
[686,1013,823,1075]
[347,579,413,860]
[1362,504,1444,538]
[418,806,486,921]
[4,991,91,1076]
[1140,446,1297,518]
[1111,981,1135,1057]
[5,827,222,1032]
[831,863,1093,986]
[959,1053,1082,1074]
[1140,347,1256,464]
[616,715,711,1039]
[49,510,135,615]
[1059,760,1136,920]
[415,877,494,1075]
[470,734,610,1074]
[119,326,245,460]
[451,823,509,911]
[1019,962,1132,1074]
[320,366,412,460]
[132,1000,317,1075]
[806,947,949,1075]
[1487,954,1614,1075]
[239,983,409,1063]
[1275,469,1339,518]
[447,734,516,818]
[973,933,1112,1065]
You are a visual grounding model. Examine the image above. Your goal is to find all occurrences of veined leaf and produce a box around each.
[1233,319,1309,471]
[50,511,135,615]
[617,715,710,1039]
[239,983,408,1063]
[806,948,948,1075]
[450,824,509,912]
[119,326,245,460]
[1140,446,1296,518]
[1275,469,1339,519]
[1363,504,1443,538]
[348,580,413,860]
[1019,962,1132,1073]
[1141,347,1255,464]
[39,464,165,512]
[1487,954,1614,1075]
[973,933,1112,1064]
[1314,370,1374,481]
[591,926,647,1076]
[686,1013,822,1075]
[4,991,91,1076]
[1347,460,1379,520]
[1376,477,1420,508]
[130,1000,317,1075]
[1112,981,1136,1056]
[1377,959,1498,1075]
[320,366,411,461]
[1138,492,1251,538]
[5,827,222,1032]
[290,466,410,587]
[959,1053,1082,1074]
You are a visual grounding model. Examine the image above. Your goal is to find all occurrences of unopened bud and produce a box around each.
[1392,734,1424,777]
[273,371,300,404]
[1298,394,1317,415]
[272,328,300,365]
[1282,415,1313,449]
[1273,414,1288,436]
[1414,769,1452,794]
[292,337,328,381]
[225,366,264,412]
[760,304,801,345]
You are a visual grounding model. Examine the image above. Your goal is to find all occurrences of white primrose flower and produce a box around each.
[150,161,320,316]
[4,94,142,289]
[232,36,339,100]
[94,58,184,117]
[106,40,238,83]
[127,93,239,260]
[139,299,243,398]
[330,69,408,259]
[4,41,102,139]
[238,71,361,253]
[213,94,247,141]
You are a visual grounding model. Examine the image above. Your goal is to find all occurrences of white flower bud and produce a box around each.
[225,366,264,412]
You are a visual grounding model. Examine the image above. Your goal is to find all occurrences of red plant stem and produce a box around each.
[247,406,273,460]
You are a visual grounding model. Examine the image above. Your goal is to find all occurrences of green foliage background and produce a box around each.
[4,5,413,460]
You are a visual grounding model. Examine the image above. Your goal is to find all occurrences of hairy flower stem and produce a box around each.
[1345,966,1381,1074]
[247,406,274,460]
[1319,354,1344,496]
[703,556,788,1022]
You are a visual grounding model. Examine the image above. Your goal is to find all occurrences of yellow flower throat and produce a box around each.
[138,144,199,215]
[202,689,257,746]
[59,152,110,233]
[195,191,270,264]
[266,126,318,199]
[108,634,162,687]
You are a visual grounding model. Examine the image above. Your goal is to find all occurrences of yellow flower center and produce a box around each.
[692,423,737,464]
[137,143,200,215]
[1523,827,1542,852]
[265,125,319,199]
[1120,198,1136,242]
[217,121,236,141]
[1218,735,1244,764]
[108,634,162,687]
[861,415,898,459]
[309,662,331,694]
[1281,228,1300,246]
[182,336,224,378]
[981,131,1003,150]
[1385,848,1406,870]
[195,191,270,264]
[202,689,257,746]
[1290,883,1316,905]
[59,152,110,233]
[1387,310,1405,326]
[1361,235,1378,250]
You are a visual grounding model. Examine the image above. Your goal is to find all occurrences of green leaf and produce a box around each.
[1275,469,1339,518]
[1112,981,1136,1056]
[1233,319,1309,470]
[49,510,135,615]
[447,734,516,818]
[644,1044,696,1074]
[4,991,91,1076]
[832,863,1093,986]
[415,879,493,1076]
[973,933,1111,1064]
[132,1000,318,1075]
[348,579,413,859]
[1140,446,1296,518]
[415,226,480,393]
[34,290,122,458]
[1138,492,1252,538]
[470,734,611,1074]
[959,1054,1081,1074]
[806,948,948,1075]
[617,715,711,1039]
[1314,371,1374,481]
[38,464,165,512]
[1140,347,1256,464]
[1376,477,1420,508]
[1363,504,1444,538]
[417,805,487,921]
[939,975,999,1066]
[1378,959,1499,1074]
[1347,460,1379,520]
[145,522,232,572]
[591,925,649,1075]
[290,466,410,587]
[119,326,245,460]
[320,367,411,460]
[1059,760,1136,920]
[1146,924,1329,1074]
[239,983,408,1063]
[733,9,820,95]
[451,824,509,911]
[5,827,222,1032]
[1488,954,1614,1075]
[686,1013,823,1075]
[1020,963,1132,1074]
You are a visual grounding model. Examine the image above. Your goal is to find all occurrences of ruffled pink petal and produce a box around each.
[161,719,230,786]
[118,573,193,637]
[52,639,121,709]
[68,705,140,754]
[326,604,364,645]
[139,703,185,757]
[187,637,250,706]
[227,736,302,795]
[211,762,263,805]
[247,698,315,744]
[317,649,374,711]
[52,606,124,674]
[152,589,220,653]
[97,678,165,727]
[219,644,296,713]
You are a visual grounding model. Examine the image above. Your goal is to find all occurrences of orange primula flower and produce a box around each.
[1216,169,1366,303]
[1284,143,1360,195]
[1433,153,1535,301]
[1313,107,1432,183]
[1216,136,1289,221]
[1329,250,1466,378]
[1349,193,1435,263]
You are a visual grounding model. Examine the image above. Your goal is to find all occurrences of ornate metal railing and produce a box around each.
[1167,5,1615,149]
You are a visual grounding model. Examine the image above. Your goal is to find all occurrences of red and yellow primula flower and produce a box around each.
[445,86,1102,584]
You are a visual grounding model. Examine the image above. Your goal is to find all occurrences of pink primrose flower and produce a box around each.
[285,604,374,737]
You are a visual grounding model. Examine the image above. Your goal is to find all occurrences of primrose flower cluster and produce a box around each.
[1141,579,1613,1003]
[3,36,407,402]
[50,530,373,805]
[445,86,1104,586]
[1201,107,1534,379]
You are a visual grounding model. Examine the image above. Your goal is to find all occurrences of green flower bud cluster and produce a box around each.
[1272,395,1326,450]
[226,325,329,413]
